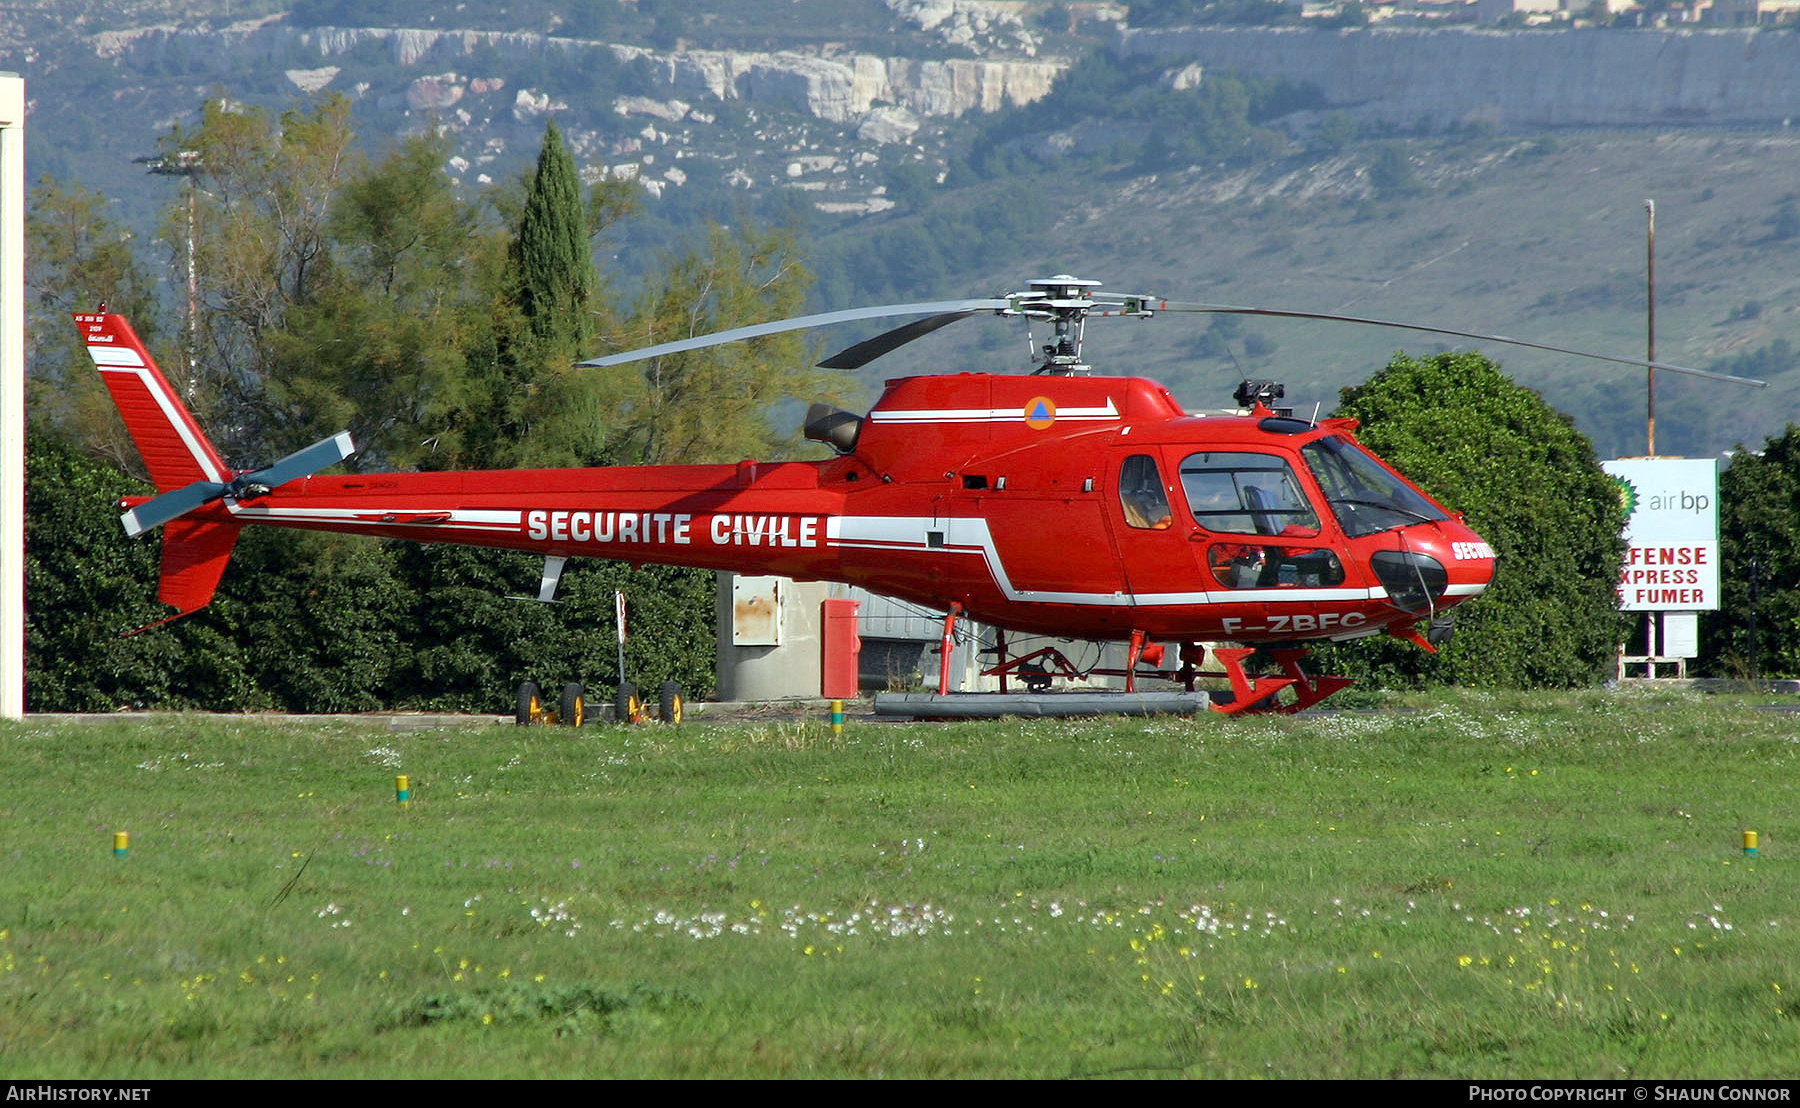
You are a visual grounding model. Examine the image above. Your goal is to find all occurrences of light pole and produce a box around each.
[136,150,203,394]
[1645,198,1656,457]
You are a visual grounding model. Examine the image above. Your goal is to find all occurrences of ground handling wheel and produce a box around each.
[658,680,683,725]
[560,682,586,727]
[515,680,543,726]
[614,681,643,724]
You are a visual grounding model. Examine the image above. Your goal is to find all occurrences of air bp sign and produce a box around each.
[1601,458,1719,612]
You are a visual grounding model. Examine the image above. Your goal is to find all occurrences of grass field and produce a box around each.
[2,689,1797,1079]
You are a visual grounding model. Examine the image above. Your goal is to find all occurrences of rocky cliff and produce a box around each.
[92,20,1068,126]
[1115,25,1800,132]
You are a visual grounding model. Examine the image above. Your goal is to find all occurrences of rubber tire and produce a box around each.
[659,680,683,725]
[516,680,542,726]
[560,682,585,728]
[614,681,641,725]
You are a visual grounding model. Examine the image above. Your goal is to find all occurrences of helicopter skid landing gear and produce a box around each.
[982,645,1086,693]
[1208,647,1353,715]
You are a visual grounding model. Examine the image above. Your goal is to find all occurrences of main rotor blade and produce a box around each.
[580,299,1012,368]
[818,310,981,370]
[1124,300,1769,388]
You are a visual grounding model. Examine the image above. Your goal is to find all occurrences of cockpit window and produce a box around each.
[1179,451,1320,537]
[1119,455,1174,530]
[1301,434,1449,538]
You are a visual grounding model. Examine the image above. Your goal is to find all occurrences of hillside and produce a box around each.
[10,3,1800,460]
[857,129,1800,462]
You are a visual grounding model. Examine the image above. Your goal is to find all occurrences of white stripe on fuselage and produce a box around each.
[866,399,1120,424]
[826,515,1395,608]
[223,505,522,530]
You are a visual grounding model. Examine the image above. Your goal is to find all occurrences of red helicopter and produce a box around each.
[77,275,1764,715]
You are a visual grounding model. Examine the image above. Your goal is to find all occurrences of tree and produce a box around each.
[1369,144,1418,196]
[1315,111,1359,153]
[467,120,632,468]
[25,177,163,472]
[155,95,362,457]
[608,222,848,465]
[1317,352,1631,688]
[222,530,415,712]
[388,545,715,710]
[275,130,502,470]
[1701,427,1800,678]
[27,107,730,713]
[511,120,597,359]
[25,433,257,710]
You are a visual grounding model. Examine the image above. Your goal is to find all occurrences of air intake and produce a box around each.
[803,403,863,454]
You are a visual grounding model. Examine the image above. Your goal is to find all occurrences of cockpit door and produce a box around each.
[1176,450,1348,596]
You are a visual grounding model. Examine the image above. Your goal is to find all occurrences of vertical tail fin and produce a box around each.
[75,311,230,493]
[125,518,241,633]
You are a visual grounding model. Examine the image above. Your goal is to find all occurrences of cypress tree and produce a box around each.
[511,119,595,358]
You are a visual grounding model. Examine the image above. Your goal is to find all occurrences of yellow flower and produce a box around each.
[1458,955,1472,967]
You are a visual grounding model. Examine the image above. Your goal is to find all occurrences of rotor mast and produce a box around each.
[1016,275,1108,375]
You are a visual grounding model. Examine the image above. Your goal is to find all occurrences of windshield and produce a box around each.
[1301,435,1449,538]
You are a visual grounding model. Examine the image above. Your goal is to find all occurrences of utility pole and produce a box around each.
[1645,198,1656,457]
[137,150,203,393]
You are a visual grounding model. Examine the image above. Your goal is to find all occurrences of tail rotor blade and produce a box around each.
[121,430,356,537]
[237,430,356,494]
[121,479,228,538]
